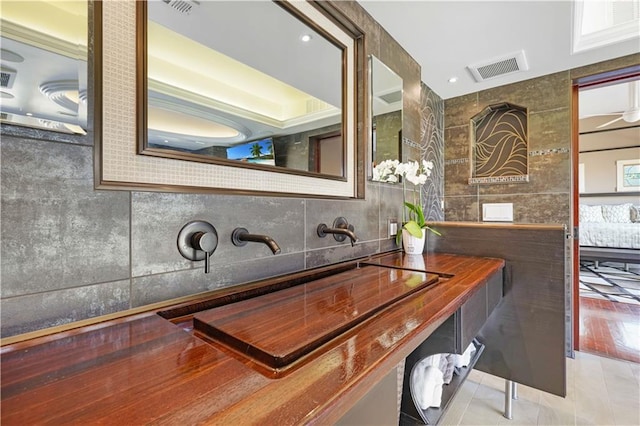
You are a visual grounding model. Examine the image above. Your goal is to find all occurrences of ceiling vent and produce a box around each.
[161,0,199,15]
[379,91,402,104]
[467,50,528,83]
[1,67,17,89]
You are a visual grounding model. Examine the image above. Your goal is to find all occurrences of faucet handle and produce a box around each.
[177,221,218,273]
[191,231,217,273]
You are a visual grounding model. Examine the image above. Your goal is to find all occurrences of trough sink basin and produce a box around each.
[175,263,440,370]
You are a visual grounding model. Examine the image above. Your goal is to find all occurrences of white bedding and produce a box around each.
[579,222,640,249]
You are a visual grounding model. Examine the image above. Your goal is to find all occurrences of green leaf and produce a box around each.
[426,226,442,236]
[403,220,423,238]
[404,201,425,227]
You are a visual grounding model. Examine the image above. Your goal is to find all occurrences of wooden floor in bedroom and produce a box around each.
[579,296,640,363]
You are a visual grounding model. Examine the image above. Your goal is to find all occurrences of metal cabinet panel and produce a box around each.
[459,284,487,352]
[427,224,567,398]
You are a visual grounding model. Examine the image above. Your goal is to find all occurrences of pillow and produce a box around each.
[632,205,640,223]
[602,203,632,223]
[579,205,605,223]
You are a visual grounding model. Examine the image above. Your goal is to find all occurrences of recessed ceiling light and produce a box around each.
[300,34,312,43]
[26,112,33,116]
[448,77,458,83]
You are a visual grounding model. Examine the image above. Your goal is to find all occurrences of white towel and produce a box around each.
[442,354,456,384]
[429,371,444,408]
[422,353,441,369]
[453,343,475,368]
[412,364,445,410]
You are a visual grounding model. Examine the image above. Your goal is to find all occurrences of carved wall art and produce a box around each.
[469,102,529,184]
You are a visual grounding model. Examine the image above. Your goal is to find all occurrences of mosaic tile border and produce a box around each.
[446,147,570,167]
[468,175,530,184]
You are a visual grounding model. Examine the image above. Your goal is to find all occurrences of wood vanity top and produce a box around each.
[0,252,503,425]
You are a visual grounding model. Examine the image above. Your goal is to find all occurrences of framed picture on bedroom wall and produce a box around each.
[616,159,640,192]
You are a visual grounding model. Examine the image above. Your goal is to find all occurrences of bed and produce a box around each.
[579,203,640,267]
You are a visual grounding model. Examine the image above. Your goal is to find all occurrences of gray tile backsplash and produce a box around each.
[130,192,305,277]
[306,190,380,250]
[1,136,130,298]
[131,252,305,307]
[305,241,381,269]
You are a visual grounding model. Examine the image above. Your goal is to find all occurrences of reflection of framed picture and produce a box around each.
[616,159,640,192]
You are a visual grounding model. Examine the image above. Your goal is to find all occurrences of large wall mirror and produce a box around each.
[140,0,345,179]
[369,55,403,172]
[96,0,362,198]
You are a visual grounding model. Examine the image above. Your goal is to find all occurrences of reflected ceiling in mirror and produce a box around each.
[141,0,346,178]
[369,55,402,175]
[0,0,87,134]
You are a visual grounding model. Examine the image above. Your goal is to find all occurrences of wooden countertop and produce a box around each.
[0,252,504,425]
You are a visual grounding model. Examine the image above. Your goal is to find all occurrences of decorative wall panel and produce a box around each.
[469,103,529,185]
[420,83,444,221]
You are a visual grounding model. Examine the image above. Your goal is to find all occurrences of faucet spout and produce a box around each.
[232,228,281,254]
[331,227,358,247]
[317,224,358,247]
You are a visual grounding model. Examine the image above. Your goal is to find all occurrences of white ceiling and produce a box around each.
[359,0,640,101]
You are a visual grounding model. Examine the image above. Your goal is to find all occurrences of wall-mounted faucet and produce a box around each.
[177,220,218,273]
[232,228,281,254]
[317,217,358,247]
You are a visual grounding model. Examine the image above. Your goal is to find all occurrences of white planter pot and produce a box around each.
[402,228,426,255]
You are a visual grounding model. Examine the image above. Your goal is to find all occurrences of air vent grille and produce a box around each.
[612,0,640,25]
[379,91,402,104]
[1,67,16,89]
[476,58,519,80]
[161,0,199,15]
[467,50,528,83]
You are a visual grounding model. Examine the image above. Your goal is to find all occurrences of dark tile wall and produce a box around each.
[373,110,402,164]
[443,53,640,225]
[0,2,446,338]
[444,72,573,224]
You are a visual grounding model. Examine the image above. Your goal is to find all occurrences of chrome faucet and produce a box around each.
[317,217,358,247]
[231,228,281,254]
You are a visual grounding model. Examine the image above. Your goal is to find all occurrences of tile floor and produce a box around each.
[438,351,640,426]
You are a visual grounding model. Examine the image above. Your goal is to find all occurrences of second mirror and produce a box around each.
[370,55,403,173]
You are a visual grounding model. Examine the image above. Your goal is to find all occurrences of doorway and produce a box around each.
[311,131,343,176]
[573,69,640,362]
